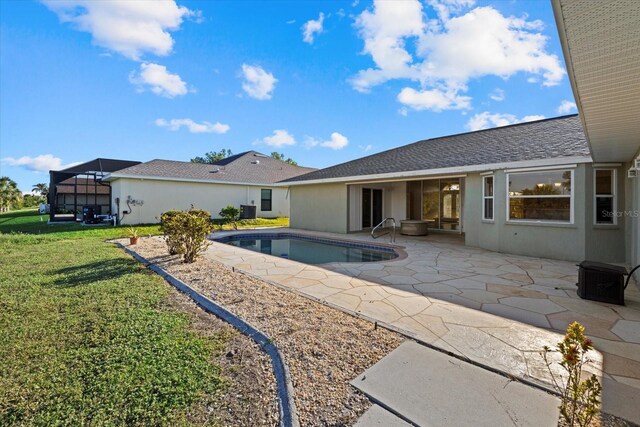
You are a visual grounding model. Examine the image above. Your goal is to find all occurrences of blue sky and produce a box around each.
[0,0,577,192]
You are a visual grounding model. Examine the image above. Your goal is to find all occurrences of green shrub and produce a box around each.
[542,322,601,426]
[160,210,183,255]
[218,205,240,230]
[162,208,214,263]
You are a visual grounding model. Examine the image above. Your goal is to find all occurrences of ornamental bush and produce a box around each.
[160,210,183,255]
[542,322,602,426]
[219,205,240,230]
[162,208,214,263]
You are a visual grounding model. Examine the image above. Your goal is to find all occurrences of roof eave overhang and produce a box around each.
[104,173,290,187]
[284,155,593,186]
[551,0,596,160]
[551,0,640,163]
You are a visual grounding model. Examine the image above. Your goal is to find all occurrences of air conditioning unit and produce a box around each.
[629,168,638,178]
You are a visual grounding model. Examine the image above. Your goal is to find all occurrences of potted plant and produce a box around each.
[128,226,140,245]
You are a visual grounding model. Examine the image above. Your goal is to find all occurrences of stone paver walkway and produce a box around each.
[206,228,640,423]
[352,341,560,426]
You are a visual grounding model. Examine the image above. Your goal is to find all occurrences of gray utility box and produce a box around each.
[577,261,627,305]
[239,205,257,220]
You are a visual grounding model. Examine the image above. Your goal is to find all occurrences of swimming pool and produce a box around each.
[215,233,398,264]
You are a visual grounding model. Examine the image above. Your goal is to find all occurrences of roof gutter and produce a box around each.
[104,173,291,187]
[284,155,593,186]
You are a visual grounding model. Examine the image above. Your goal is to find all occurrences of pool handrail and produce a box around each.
[371,217,396,243]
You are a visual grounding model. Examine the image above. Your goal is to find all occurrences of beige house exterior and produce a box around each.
[104,151,315,225]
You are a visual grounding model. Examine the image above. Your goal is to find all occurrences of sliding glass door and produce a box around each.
[416,178,462,231]
[362,188,383,228]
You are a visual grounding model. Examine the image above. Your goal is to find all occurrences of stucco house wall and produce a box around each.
[464,167,586,261]
[111,178,289,225]
[289,183,348,233]
[463,163,628,262]
[626,158,640,278]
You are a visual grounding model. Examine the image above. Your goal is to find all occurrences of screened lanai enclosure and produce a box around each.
[48,158,140,223]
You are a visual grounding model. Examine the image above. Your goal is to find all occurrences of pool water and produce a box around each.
[221,234,397,264]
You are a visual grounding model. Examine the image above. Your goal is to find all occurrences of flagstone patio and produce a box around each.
[206,228,640,424]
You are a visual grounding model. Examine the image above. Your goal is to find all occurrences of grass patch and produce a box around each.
[213,216,289,230]
[0,210,229,425]
[0,209,288,237]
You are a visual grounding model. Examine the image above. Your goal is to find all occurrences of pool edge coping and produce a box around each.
[210,229,409,264]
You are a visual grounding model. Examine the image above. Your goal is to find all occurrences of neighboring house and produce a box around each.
[104,151,316,225]
[284,115,633,263]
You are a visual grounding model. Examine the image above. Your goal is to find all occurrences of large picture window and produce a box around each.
[261,189,272,211]
[594,169,616,224]
[482,175,494,221]
[507,169,573,223]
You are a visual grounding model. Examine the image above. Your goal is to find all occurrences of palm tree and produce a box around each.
[0,177,22,212]
[32,183,49,198]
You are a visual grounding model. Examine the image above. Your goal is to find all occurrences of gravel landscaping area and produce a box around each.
[125,237,404,426]
[162,286,278,426]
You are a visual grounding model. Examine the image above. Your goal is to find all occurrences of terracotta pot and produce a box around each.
[129,237,140,245]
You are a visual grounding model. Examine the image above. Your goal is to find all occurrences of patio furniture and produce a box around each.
[400,220,430,236]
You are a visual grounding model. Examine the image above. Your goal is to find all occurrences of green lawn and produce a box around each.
[0,210,230,425]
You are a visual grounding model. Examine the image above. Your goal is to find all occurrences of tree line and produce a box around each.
[0,178,48,212]
[190,149,298,166]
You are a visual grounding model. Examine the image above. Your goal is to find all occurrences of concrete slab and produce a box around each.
[351,341,559,427]
[354,404,413,427]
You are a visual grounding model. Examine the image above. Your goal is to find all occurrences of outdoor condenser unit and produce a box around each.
[577,261,639,305]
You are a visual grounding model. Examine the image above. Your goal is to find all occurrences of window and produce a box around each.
[507,169,573,223]
[482,176,494,221]
[594,169,616,224]
[260,189,272,211]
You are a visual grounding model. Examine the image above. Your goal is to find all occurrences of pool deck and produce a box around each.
[206,228,640,424]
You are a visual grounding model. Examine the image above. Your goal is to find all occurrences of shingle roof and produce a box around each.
[284,115,590,183]
[110,151,316,184]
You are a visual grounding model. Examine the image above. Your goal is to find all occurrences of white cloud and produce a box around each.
[397,87,471,111]
[306,132,349,150]
[359,144,373,152]
[1,154,80,172]
[352,1,565,111]
[428,0,476,22]
[466,112,545,131]
[129,63,189,98]
[155,118,229,134]
[42,0,197,60]
[302,12,325,44]
[557,100,577,114]
[241,64,277,100]
[489,88,505,101]
[256,130,296,147]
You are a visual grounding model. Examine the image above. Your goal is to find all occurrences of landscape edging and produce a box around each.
[117,243,299,427]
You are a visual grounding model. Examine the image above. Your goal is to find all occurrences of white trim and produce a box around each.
[506,164,577,173]
[479,171,494,176]
[286,156,592,186]
[482,175,494,221]
[105,173,288,187]
[505,168,575,224]
[593,168,617,225]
